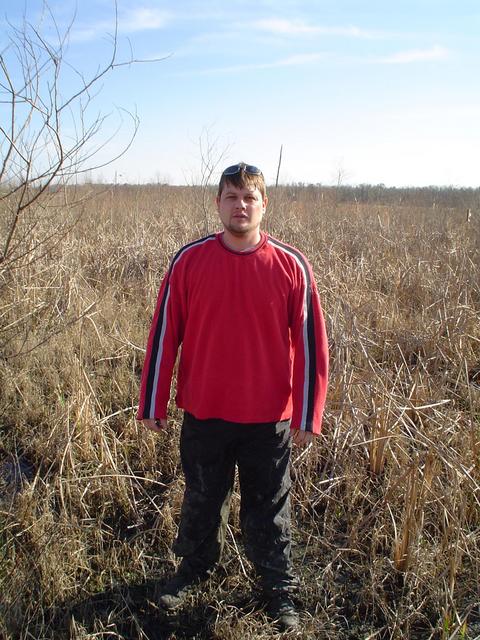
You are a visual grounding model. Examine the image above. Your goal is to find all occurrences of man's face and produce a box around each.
[216,184,267,237]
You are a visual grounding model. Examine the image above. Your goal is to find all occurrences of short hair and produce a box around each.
[217,163,266,199]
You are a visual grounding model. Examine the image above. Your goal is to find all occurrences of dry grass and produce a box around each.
[0,184,479,639]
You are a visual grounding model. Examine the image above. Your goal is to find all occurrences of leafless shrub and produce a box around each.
[0,4,165,362]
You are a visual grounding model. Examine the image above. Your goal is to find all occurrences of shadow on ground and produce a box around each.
[20,578,261,640]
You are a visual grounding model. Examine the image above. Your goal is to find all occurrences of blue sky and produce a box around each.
[2,0,480,187]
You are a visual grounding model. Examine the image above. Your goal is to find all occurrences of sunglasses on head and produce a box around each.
[222,162,262,176]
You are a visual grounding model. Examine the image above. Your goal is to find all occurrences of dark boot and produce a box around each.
[158,561,210,610]
[266,592,300,631]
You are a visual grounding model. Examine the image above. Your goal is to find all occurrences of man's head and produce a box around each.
[216,162,268,247]
[217,162,266,200]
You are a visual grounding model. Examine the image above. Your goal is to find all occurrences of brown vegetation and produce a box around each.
[0,184,479,639]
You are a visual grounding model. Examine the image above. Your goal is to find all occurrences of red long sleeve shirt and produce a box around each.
[137,232,328,433]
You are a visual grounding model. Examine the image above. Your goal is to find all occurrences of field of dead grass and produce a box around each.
[0,184,479,639]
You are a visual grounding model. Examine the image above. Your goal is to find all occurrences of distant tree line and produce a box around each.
[72,179,479,211]
[286,183,480,209]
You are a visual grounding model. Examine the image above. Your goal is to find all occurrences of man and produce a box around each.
[137,162,328,631]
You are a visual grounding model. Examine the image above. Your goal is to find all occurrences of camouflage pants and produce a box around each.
[173,412,298,595]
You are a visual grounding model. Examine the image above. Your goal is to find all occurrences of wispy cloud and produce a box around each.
[120,8,170,33]
[252,18,384,38]
[69,26,105,43]
[69,7,170,42]
[379,45,449,64]
[197,52,327,75]
[253,18,319,34]
[277,53,327,65]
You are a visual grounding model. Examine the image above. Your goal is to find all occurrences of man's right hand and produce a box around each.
[142,418,167,433]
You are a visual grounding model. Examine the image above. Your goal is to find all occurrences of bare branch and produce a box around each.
[0,2,160,266]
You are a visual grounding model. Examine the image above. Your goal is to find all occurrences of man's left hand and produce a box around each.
[291,429,314,447]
